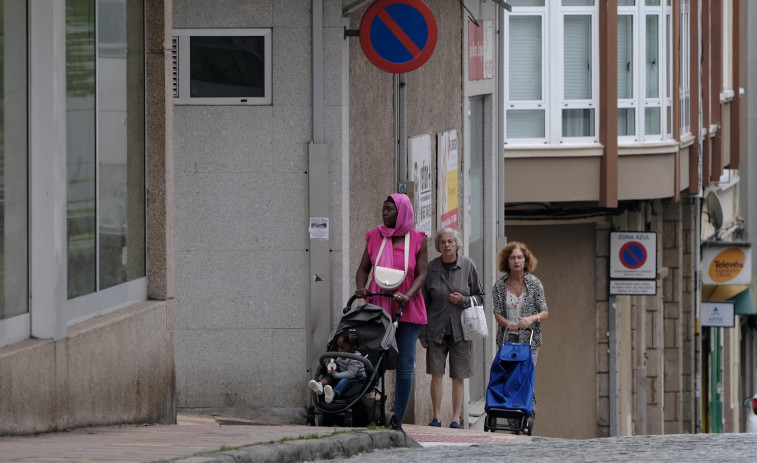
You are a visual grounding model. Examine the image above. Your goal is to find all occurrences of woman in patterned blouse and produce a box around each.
[491,241,549,417]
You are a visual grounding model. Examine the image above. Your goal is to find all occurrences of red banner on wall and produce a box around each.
[468,20,483,81]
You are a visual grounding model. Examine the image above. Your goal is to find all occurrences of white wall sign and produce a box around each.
[701,301,735,327]
[610,232,657,279]
[610,280,656,296]
[309,217,329,240]
[408,134,433,237]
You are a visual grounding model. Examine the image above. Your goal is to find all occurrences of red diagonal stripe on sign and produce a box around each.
[377,9,422,57]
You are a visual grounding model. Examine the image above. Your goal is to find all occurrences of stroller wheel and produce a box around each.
[306,406,315,426]
[384,412,397,429]
[343,409,353,427]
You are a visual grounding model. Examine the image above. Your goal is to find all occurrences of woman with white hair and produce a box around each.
[420,228,484,429]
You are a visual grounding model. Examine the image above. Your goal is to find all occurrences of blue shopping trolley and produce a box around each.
[484,329,535,435]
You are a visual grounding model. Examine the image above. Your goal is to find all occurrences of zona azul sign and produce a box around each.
[610,232,657,280]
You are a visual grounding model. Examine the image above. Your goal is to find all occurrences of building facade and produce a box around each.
[0,0,175,435]
[502,0,752,437]
[2,0,754,439]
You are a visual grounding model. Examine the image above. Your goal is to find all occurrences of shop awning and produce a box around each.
[702,277,757,315]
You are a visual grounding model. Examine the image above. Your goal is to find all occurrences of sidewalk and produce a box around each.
[0,413,519,463]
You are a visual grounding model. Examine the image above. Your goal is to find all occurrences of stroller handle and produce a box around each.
[346,292,404,322]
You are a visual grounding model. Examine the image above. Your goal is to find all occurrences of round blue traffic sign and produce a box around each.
[619,241,647,269]
[360,0,438,73]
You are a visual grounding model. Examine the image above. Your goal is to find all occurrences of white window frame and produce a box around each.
[618,0,673,144]
[721,0,732,92]
[679,0,690,135]
[504,2,599,146]
[556,4,599,144]
[173,28,272,106]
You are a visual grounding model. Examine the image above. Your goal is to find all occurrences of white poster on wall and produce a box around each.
[408,134,433,237]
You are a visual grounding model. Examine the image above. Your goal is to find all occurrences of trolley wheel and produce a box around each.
[385,412,398,429]
[526,416,534,436]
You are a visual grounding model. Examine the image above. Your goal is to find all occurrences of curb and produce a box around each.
[169,429,419,463]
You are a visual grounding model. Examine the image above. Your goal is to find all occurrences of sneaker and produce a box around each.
[308,380,323,395]
[428,418,441,427]
[450,421,463,429]
[324,385,335,403]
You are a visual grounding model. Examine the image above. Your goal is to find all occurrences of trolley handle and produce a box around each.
[506,327,535,346]
[346,291,404,323]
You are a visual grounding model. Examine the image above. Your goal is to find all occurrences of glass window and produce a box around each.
[564,15,592,100]
[618,108,636,136]
[190,36,265,98]
[679,0,690,134]
[67,0,145,299]
[562,0,594,6]
[505,2,597,144]
[507,110,546,138]
[617,15,634,99]
[645,15,659,99]
[618,2,671,142]
[0,0,28,320]
[645,107,661,135]
[66,0,97,298]
[563,109,595,137]
[508,16,542,101]
[510,0,545,6]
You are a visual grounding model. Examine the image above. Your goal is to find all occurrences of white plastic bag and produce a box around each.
[461,296,488,341]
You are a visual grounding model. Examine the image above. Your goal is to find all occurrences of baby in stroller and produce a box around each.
[308,329,367,403]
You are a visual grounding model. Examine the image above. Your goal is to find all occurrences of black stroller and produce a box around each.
[306,292,401,428]
[484,329,535,435]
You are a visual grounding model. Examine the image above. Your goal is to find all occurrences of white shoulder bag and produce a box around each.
[373,234,410,290]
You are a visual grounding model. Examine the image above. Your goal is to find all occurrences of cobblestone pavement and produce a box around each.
[324,432,757,462]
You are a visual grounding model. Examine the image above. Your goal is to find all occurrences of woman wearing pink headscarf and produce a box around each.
[355,193,428,430]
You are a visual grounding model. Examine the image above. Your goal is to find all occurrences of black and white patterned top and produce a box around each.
[492,273,548,361]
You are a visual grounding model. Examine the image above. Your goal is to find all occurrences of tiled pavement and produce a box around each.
[0,413,518,463]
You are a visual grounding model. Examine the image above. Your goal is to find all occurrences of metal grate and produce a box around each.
[171,37,179,97]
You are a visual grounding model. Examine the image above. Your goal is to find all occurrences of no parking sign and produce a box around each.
[610,232,657,280]
[360,0,438,73]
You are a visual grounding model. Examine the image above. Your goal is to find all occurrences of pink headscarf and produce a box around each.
[376,193,414,269]
[378,193,414,237]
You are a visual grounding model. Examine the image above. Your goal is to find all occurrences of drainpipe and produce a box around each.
[397,74,408,190]
[308,0,331,377]
[497,5,505,238]
[609,295,617,436]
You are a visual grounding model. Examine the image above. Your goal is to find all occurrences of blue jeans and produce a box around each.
[333,376,363,398]
[324,375,364,399]
[394,322,421,421]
